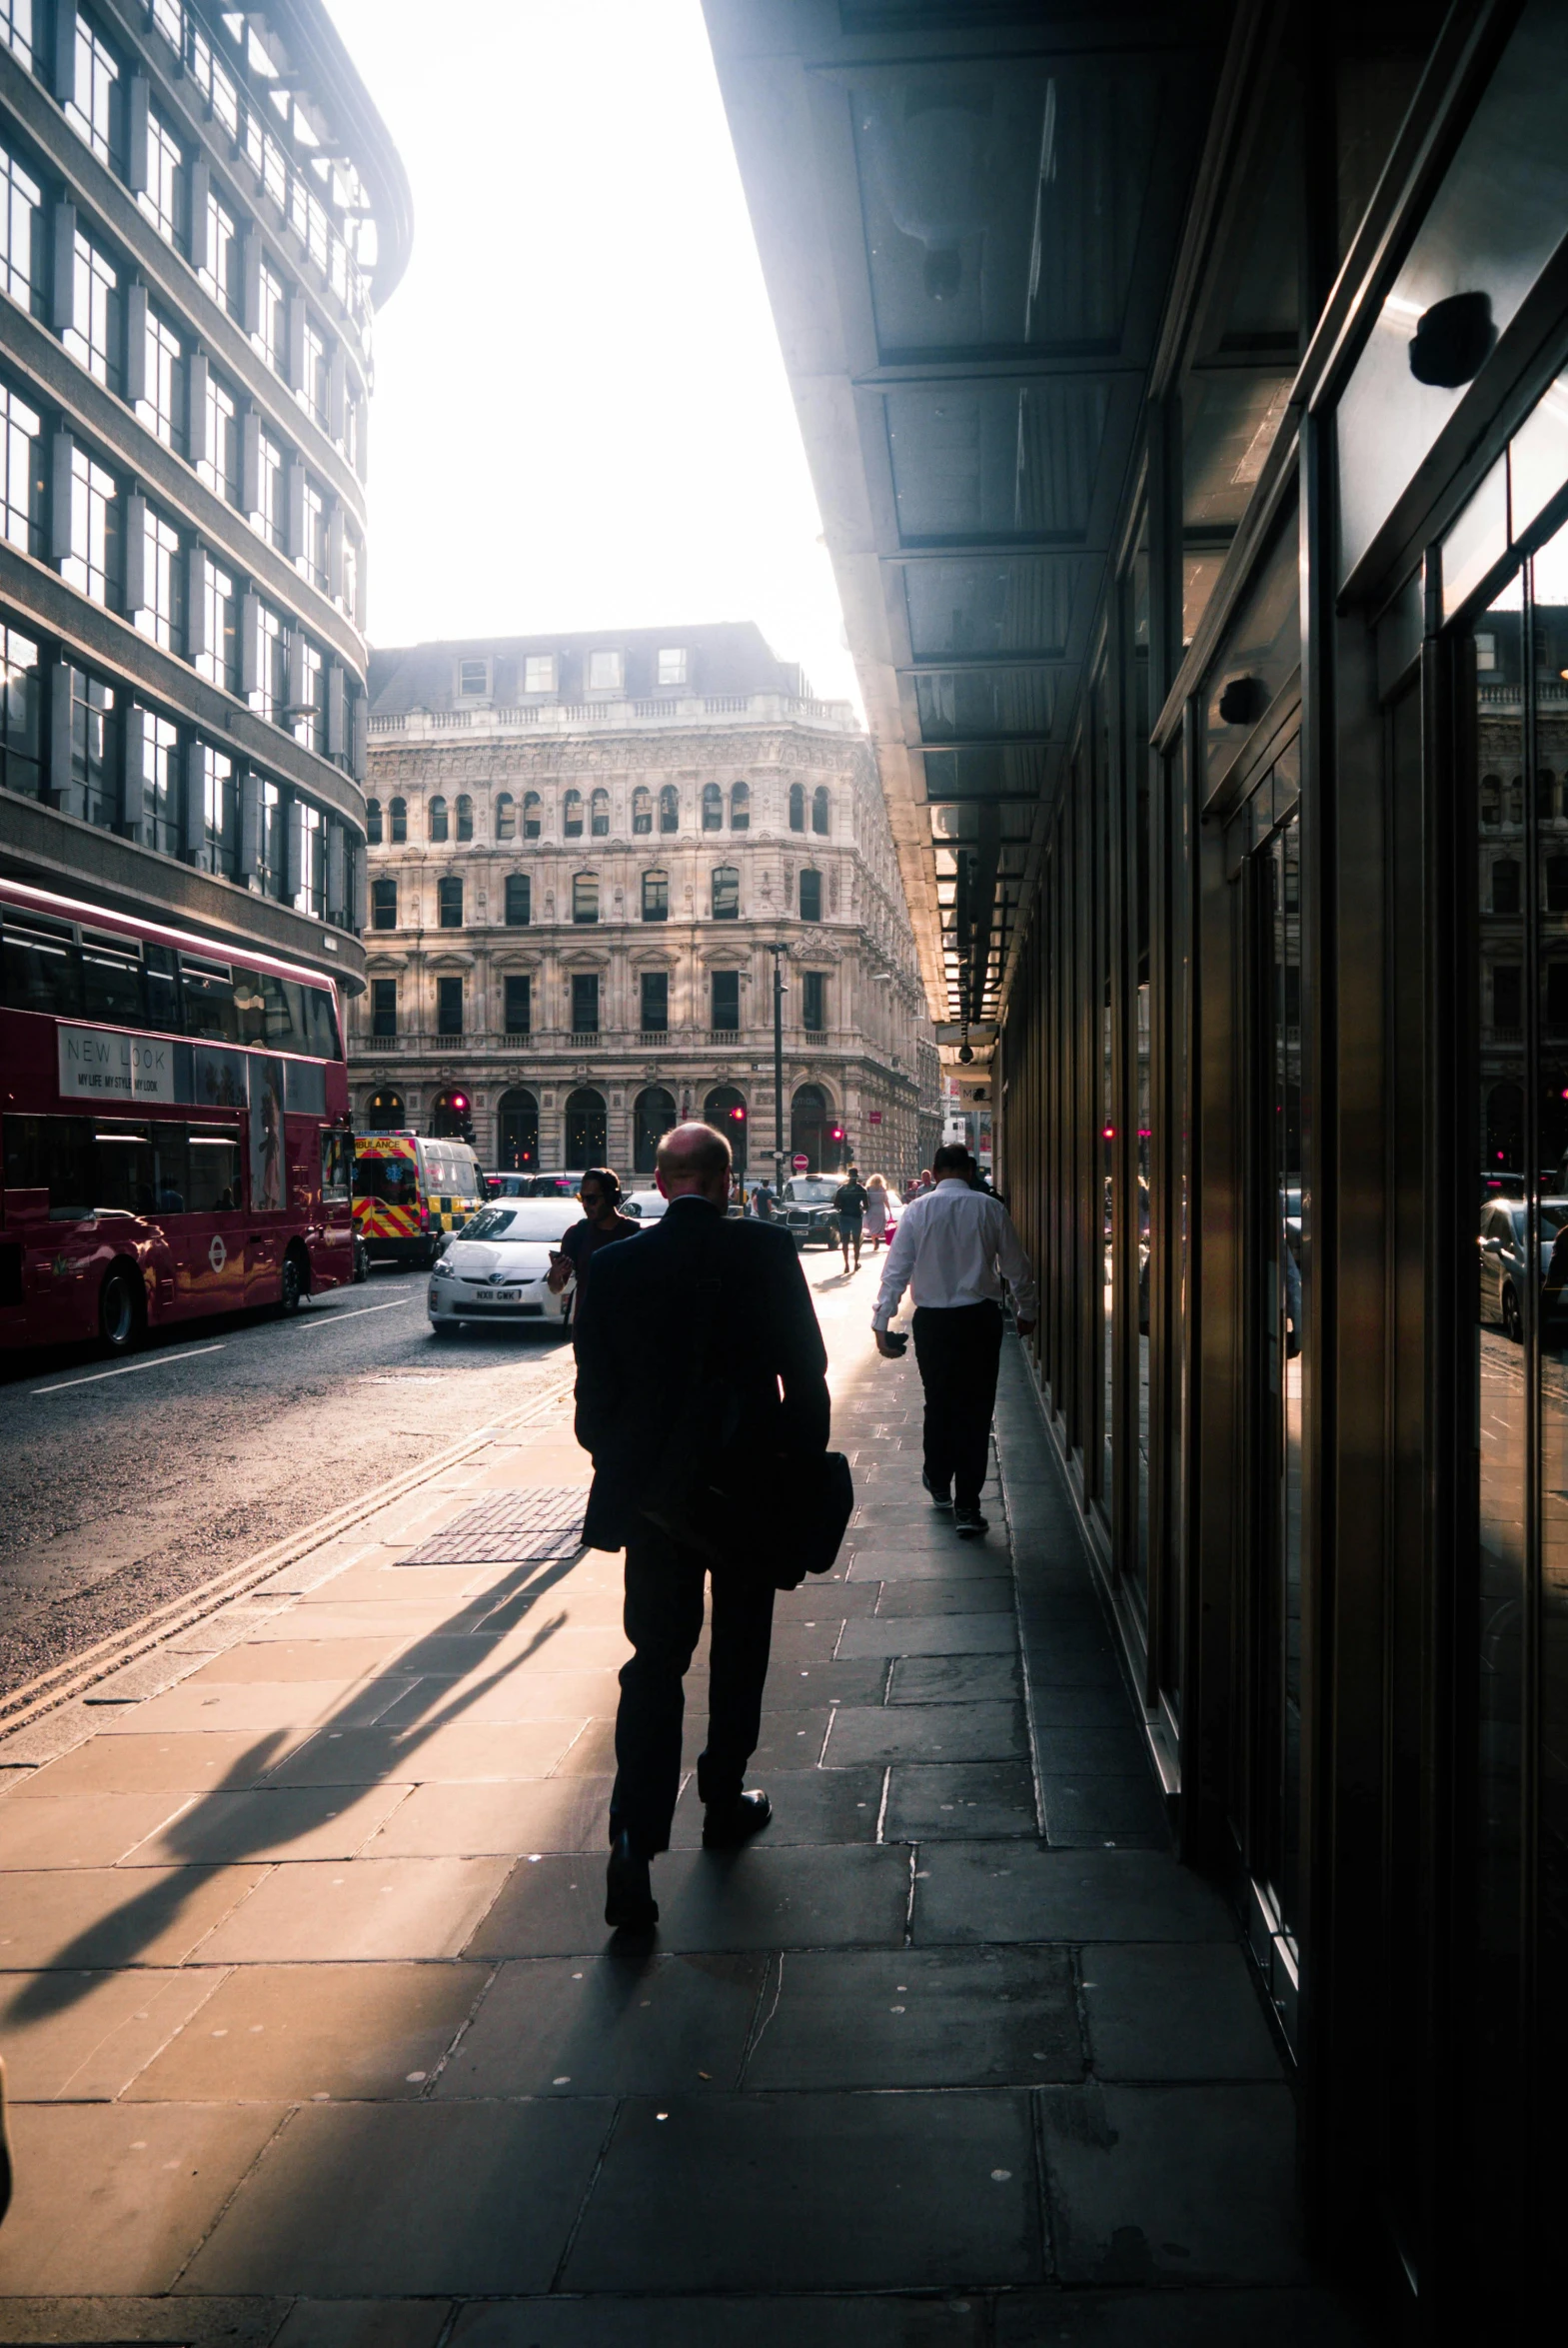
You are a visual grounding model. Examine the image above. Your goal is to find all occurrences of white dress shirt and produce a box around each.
[871,1176,1038,1330]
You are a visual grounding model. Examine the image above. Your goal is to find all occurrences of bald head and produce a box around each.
[656,1122,733,1204]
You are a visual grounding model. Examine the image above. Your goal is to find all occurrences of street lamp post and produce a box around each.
[768,941,787,1187]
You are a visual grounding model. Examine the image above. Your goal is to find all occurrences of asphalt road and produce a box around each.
[0,1265,575,1699]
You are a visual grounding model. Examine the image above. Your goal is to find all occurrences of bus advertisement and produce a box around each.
[1,878,356,1354]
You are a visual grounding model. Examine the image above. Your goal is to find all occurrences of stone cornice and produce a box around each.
[366,728,868,781]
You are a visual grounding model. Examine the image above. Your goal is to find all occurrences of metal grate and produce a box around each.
[400,1487,587,1565]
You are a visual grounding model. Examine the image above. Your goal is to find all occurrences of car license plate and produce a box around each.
[475,1289,523,1303]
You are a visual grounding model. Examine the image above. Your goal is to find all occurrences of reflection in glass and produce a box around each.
[1261,809,1303,1954]
[1130,535,1152,1606]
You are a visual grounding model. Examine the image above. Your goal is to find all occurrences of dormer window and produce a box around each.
[589,649,624,692]
[458,658,490,699]
[657,647,688,687]
[524,654,556,694]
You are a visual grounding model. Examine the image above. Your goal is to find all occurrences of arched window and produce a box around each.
[1547,857,1568,915]
[495,793,516,841]
[633,786,653,835]
[505,874,531,926]
[566,1087,607,1166]
[573,872,600,925]
[365,797,383,845]
[659,784,680,834]
[389,797,407,844]
[456,794,474,842]
[642,869,669,922]
[799,869,822,923]
[429,796,449,843]
[497,1088,538,1173]
[371,876,397,931]
[634,1086,678,1174]
[811,786,830,837]
[523,792,542,840]
[788,782,805,833]
[564,788,584,839]
[365,1089,404,1133]
[790,1082,830,1171]
[705,1084,748,1173]
[703,782,724,831]
[1480,776,1502,829]
[712,865,740,921]
[437,876,463,928]
[1493,859,1521,915]
[730,781,750,831]
[591,788,610,838]
[431,1086,473,1138]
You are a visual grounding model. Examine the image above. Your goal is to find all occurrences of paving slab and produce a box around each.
[467,1843,910,1958]
[0,1792,188,1870]
[840,1615,1018,1660]
[825,1701,1028,1767]
[912,1845,1235,1943]
[436,1950,765,2097]
[992,2287,1376,2345]
[562,2090,1040,2291]
[1034,1726,1155,1778]
[364,1775,618,1857]
[1028,1685,1147,1727]
[15,1732,311,1798]
[874,1580,1019,1618]
[0,1966,223,2099]
[669,1765,883,1846]
[262,1718,587,1787]
[889,1654,1024,1704]
[180,1638,418,1682]
[0,1865,268,1971]
[1041,1777,1172,1848]
[181,2098,612,2296]
[0,2293,284,2344]
[0,2100,286,2293]
[128,1959,490,2102]
[847,1548,1013,1582]
[94,1680,418,1736]
[1080,1943,1282,2079]
[744,1945,1082,2088]
[271,2303,452,2348]
[448,2297,982,2348]
[885,1762,1039,1841]
[374,1667,621,1728]
[190,1856,513,1963]
[121,1784,412,1866]
[1037,2081,1309,2284]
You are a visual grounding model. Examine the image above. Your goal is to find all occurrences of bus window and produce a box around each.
[80,930,144,1027]
[181,956,238,1041]
[286,1062,327,1116]
[2,914,81,1018]
[186,1128,243,1210]
[144,944,180,1034]
[304,985,341,1060]
[153,1126,188,1212]
[3,1115,151,1217]
[322,1131,353,1201]
[231,970,268,1045]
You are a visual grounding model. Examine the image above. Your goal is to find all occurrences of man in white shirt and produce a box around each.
[871,1143,1037,1536]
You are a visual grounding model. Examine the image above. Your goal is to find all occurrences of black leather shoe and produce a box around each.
[954,1503,988,1537]
[702,1789,773,1848]
[605,1830,658,1930]
[921,1470,953,1509]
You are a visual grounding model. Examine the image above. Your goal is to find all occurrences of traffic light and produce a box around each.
[830,1125,844,1142]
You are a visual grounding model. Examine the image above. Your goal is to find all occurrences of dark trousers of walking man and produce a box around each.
[911,1298,1002,1510]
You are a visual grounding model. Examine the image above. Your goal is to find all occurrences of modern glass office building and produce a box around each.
[709,0,1568,2323]
[0,0,409,993]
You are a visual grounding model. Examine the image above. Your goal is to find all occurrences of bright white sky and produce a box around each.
[324,0,856,706]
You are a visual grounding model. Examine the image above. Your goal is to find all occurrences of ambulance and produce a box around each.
[353,1132,485,1267]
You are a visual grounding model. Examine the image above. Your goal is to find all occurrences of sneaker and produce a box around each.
[953,1503,988,1537]
[921,1470,952,1509]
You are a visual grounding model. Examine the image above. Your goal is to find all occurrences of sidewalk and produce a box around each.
[0,1313,1373,2343]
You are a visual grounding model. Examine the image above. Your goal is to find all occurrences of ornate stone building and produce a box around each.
[352,624,940,1180]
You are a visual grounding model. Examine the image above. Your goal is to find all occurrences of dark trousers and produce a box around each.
[911,1299,1003,1507]
[611,1519,776,1854]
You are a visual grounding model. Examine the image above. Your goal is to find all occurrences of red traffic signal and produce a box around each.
[451,1094,469,1113]
[830,1126,844,1141]
[730,1106,746,1122]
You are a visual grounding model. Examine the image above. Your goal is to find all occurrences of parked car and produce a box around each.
[622,1189,670,1222]
[1478,1196,1568,1340]
[428,1199,579,1334]
[780,1175,843,1249]
[521,1172,595,1198]
[484,1171,535,1199]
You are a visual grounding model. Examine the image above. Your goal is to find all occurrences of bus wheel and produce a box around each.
[99,1266,142,1355]
[279,1248,307,1316]
[352,1237,370,1284]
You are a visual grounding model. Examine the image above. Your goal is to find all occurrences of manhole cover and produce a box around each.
[402,1487,587,1564]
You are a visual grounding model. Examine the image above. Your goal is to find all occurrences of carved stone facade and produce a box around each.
[351,626,941,1180]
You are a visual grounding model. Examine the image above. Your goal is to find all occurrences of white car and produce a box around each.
[622,1189,669,1222]
[428,1199,581,1333]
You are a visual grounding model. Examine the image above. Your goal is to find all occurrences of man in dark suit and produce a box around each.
[574,1121,829,1929]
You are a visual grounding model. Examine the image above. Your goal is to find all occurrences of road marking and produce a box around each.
[33,1342,226,1396]
[296,1297,414,1331]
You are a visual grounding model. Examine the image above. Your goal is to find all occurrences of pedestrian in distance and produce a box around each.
[753,1176,778,1222]
[871,1142,1037,1537]
[547,1168,640,1325]
[573,1121,830,1931]
[863,1173,890,1253]
[834,1166,869,1271]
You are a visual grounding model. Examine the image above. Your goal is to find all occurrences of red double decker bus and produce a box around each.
[1,877,357,1354]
